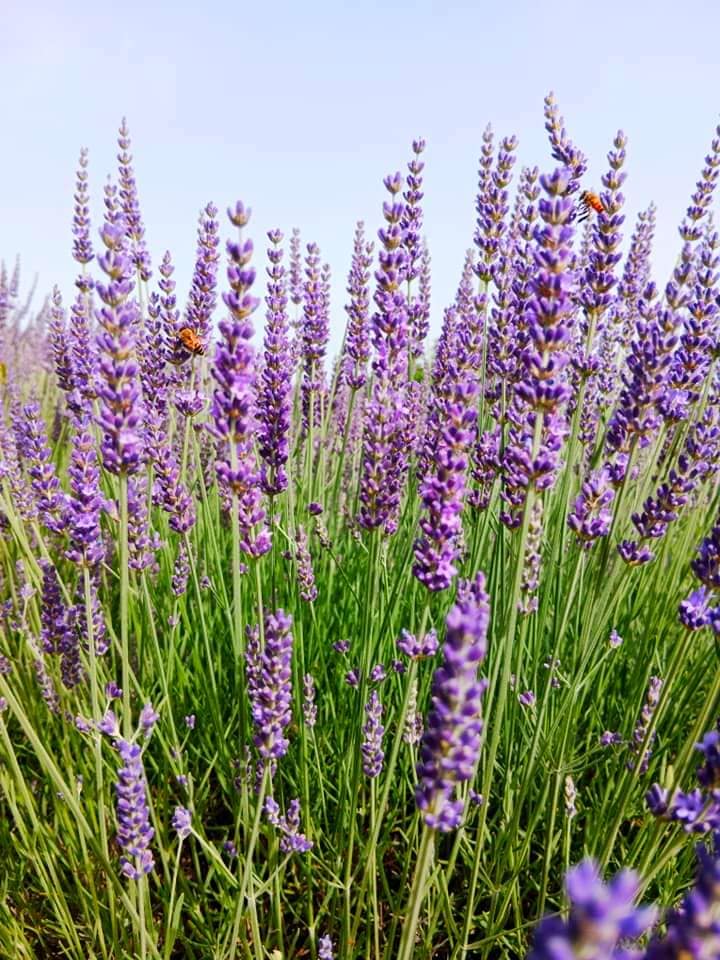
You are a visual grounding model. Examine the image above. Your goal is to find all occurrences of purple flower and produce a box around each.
[185,201,220,344]
[501,167,575,526]
[528,859,656,959]
[139,703,159,738]
[358,170,410,533]
[264,797,313,854]
[678,123,720,242]
[126,476,161,571]
[696,730,720,788]
[413,365,478,592]
[680,586,713,630]
[157,251,180,368]
[397,628,439,660]
[288,228,303,351]
[184,714,196,730]
[518,690,536,708]
[543,92,588,192]
[318,934,334,960]
[415,572,490,831]
[609,629,623,648]
[600,731,623,747]
[475,133,518,282]
[117,119,151,281]
[258,229,292,497]
[361,691,385,778]
[345,669,360,688]
[645,837,720,958]
[300,242,329,434]
[99,709,120,738]
[40,562,72,656]
[94,217,144,476]
[106,682,122,700]
[343,221,374,388]
[65,417,105,568]
[154,452,196,534]
[72,147,94,266]
[67,291,98,409]
[402,139,429,359]
[171,806,192,840]
[49,287,74,396]
[211,206,270,557]
[567,468,615,549]
[370,663,386,683]
[18,402,68,534]
[39,561,81,689]
[223,840,238,858]
[617,540,655,567]
[333,640,350,655]
[246,609,293,764]
[114,739,155,880]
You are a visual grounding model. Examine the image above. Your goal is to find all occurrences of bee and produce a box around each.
[577,190,605,222]
[171,327,204,363]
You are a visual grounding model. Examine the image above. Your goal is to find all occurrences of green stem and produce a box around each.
[397,825,435,960]
[119,473,131,737]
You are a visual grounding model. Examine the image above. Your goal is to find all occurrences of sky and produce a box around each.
[2,0,720,358]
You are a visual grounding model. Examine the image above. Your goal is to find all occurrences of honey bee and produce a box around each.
[577,190,605,222]
[177,327,204,356]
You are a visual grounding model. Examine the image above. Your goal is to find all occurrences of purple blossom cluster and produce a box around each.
[258,230,292,497]
[264,797,312,854]
[646,729,720,835]
[501,166,575,526]
[358,167,410,533]
[246,609,293,764]
[528,860,656,959]
[211,204,270,557]
[17,402,68,534]
[361,691,384,778]
[415,572,490,831]
[343,222,374,388]
[94,215,144,476]
[114,739,155,880]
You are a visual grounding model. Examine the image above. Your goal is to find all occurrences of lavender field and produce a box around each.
[2,93,720,958]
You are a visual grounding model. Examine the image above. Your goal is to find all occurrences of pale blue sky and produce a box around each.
[2,0,720,356]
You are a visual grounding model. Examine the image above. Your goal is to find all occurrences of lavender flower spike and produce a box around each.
[72,147,94,267]
[18,402,68,534]
[246,609,293,764]
[342,221,374,389]
[258,229,292,496]
[95,212,144,476]
[415,572,490,831]
[361,691,385,778]
[114,739,155,880]
[211,205,270,557]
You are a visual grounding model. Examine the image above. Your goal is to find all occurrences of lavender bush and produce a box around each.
[1,101,720,959]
